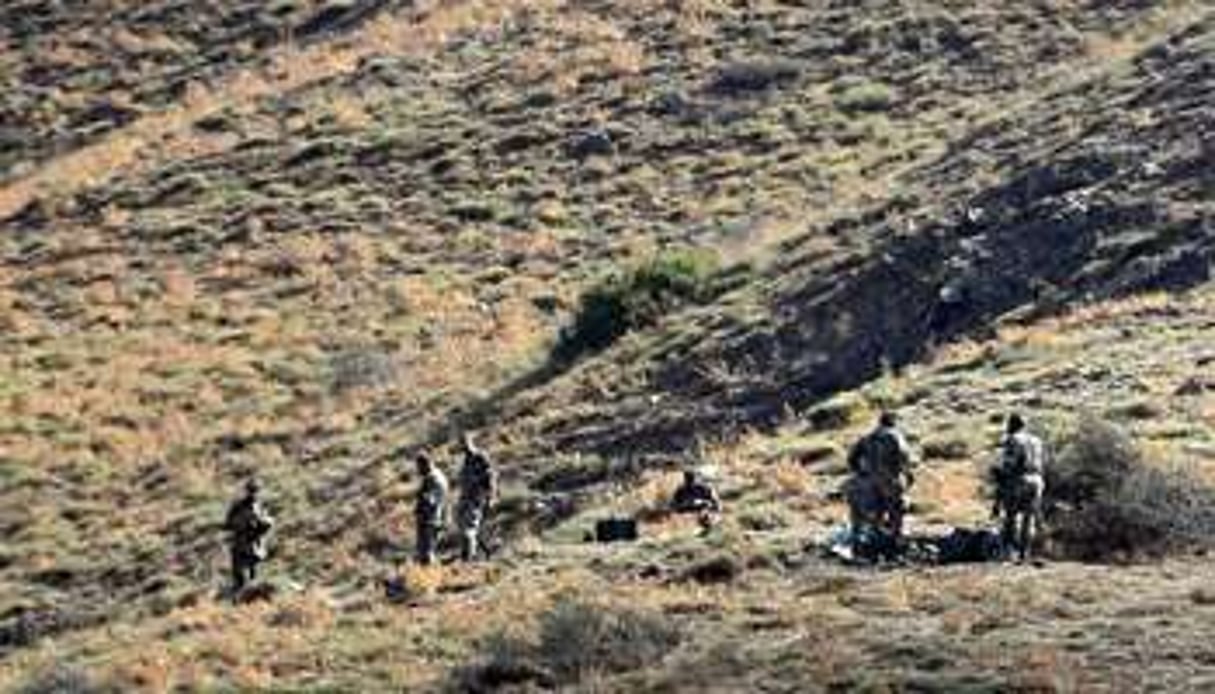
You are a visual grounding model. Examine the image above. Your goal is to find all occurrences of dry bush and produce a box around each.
[1046,417,1215,561]
[14,664,117,694]
[328,346,398,393]
[450,599,681,691]
[536,600,680,681]
[710,59,803,95]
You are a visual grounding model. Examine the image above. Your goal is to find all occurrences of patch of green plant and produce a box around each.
[833,79,897,114]
[555,248,721,360]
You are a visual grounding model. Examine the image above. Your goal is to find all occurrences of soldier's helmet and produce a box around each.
[682,469,697,485]
[1006,413,1026,433]
[879,411,898,428]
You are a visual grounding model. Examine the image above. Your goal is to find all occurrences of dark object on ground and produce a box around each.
[297,0,392,40]
[936,527,1005,563]
[383,577,409,603]
[232,581,277,604]
[679,555,741,585]
[852,527,904,563]
[827,526,1008,566]
[567,129,615,159]
[709,59,803,95]
[594,518,639,543]
[638,563,664,580]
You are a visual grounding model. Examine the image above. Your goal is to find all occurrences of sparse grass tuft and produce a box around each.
[15,663,116,694]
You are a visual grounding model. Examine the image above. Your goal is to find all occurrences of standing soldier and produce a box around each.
[992,413,1047,561]
[456,434,497,562]
[847,411,916,543]
[224,478,274,595]
[414,453,449,566]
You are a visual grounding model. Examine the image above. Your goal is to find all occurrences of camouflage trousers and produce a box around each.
[229,544,263,593]
[847,474,908,539]
[457,500,490,562]
[998,474,1044,560]
[416,520,443,566]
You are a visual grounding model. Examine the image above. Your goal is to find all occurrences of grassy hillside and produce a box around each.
[2,286,1213,691]
[0,0,415,177]
[479,7,1214,468]
[0,0,1212,690]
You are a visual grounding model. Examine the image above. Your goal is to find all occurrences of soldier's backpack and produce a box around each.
[462,453,493,495]
[1002,433,1043,477]
[868,429,909,479]
[937,527,1004,563]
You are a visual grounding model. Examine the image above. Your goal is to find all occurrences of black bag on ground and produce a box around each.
[937,527,1004,563]
[594,517,639,543]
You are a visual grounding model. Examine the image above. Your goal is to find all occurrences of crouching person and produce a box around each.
[671,469,722,532]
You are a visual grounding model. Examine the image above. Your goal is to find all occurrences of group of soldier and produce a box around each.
[223,434,497,595]
[222,409,1049,595]
[845,410,1048,562]
[413,434,499,566]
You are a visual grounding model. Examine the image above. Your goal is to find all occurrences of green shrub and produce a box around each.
[556,249,719,359]
[1045,417,1215,561]
[327,346,397,393]
[834,80,897,113]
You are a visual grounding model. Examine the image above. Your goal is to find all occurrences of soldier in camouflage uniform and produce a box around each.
[671,468,722,533]
[671,469,722,514]
[847,411,916,542]
[224,478,274,594]
[456,434,497,562]
[414,453,449,566]
[992,413,1047,561]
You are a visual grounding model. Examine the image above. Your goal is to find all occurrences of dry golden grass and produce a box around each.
[507,9,648,94]
[0,0,560,221]
[1,2,1213,691]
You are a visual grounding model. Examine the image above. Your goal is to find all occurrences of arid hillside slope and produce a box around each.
[477,9,1213,471]
[3,277,1214,692]
[0,0,1212,690]
[1,0,413,177]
